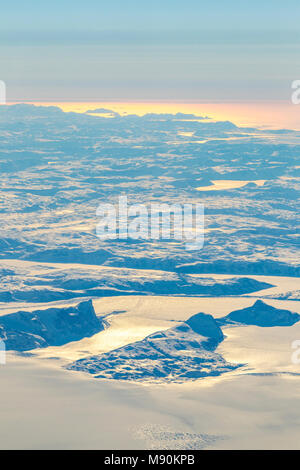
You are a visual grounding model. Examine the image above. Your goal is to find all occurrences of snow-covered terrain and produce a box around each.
[219,299,300,327]
[0,104,299,275]
[67,311,240,382]
[0,299,104,351]
[0,259,273,302]
[0,104,299,449]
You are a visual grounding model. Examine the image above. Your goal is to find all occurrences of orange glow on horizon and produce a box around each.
[8,101,300,130]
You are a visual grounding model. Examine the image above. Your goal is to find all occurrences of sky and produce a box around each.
[1,0,300,103]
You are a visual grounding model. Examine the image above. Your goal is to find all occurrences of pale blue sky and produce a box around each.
[1,0,300,101]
